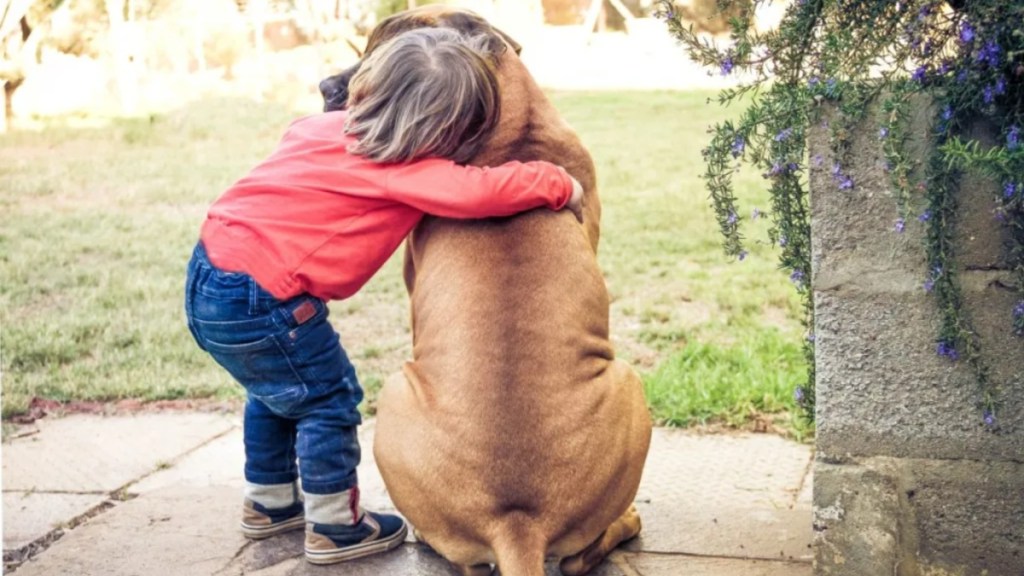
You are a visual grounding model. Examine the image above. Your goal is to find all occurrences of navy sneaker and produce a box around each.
[304,511,408,565]
[240,498,305,539]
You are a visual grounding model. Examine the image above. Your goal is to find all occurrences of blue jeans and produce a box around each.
[184,243,362,495]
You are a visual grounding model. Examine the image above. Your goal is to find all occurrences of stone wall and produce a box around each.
[810,99,1024,575]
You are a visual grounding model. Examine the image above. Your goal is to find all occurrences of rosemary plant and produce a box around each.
[658,0,1024,427]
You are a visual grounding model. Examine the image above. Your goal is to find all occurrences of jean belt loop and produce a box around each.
[248,277,260,316]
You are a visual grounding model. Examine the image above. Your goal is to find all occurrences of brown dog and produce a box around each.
[319,7,651,576]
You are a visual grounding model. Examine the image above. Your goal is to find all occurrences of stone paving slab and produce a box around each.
[636,430,811,510]
[130,425,245,495]
[235,539,632,576]
[13,485,244,576]
[5,413,813,575]
[626,503,812,561]
[622,552,812,576]
[797,468,813,508]
[2,412,237,492]
[2,492,108,550]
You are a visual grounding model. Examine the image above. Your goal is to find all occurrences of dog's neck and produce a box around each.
[469,54,601,251]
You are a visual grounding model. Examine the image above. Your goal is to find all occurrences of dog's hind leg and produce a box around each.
[557,505,641,576]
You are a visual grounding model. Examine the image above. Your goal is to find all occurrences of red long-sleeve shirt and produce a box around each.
[200,111,572,301]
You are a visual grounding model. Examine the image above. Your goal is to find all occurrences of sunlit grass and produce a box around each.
[1,91,809,436]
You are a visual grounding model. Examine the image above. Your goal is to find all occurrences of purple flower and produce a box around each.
[918,210,932,222]
[924,278,936,292]
[941,105,953,121]
[937,60,952,75]
[806,332,815,342]
[995,76,1007,96]
[983,410,996,428]
[738,250,748,261]
[790,269,805,285]
[983,85,995,104]
[731,135,745,158]
[794,387,805,402]
[1013,300,1024,319]
[778,235,788,247]
[812,154,824,167]
[879,127,889,139]
[808,76,820,88]
[912,66,927,83]
[1004,182,1018,199]
[895,218,906,233]
[727,211,738,225]
[959,21,974,43]
[721,57,734,76]
[936,340,959,361]
[1008,126,1020,150]
[775,127,794,142]
[978,41,1001,67]
[831,161,854,190]
[752,208,761,219]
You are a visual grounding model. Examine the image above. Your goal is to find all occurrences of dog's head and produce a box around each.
[319,6,521,112]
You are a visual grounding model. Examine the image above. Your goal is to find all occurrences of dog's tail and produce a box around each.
[490,513,547,576]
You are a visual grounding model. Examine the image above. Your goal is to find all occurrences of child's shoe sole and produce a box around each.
[304,522,408,564]
[241,515,306,539]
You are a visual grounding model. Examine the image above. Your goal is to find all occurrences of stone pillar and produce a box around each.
[810,99,1024,575]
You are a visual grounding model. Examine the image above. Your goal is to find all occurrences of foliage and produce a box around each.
[657,0,1024,428]
[675,0,752,34]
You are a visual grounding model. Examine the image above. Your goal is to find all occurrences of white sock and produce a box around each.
[304,486,361,526]
[245,481,298,509]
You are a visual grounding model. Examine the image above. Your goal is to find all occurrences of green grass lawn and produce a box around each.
[0,91,809,436]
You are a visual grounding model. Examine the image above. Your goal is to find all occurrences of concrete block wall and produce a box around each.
[809,99,1024,575]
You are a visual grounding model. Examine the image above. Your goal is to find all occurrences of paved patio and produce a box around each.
[3,411,812,575]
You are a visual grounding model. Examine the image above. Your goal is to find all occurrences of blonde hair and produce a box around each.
[344,28,501,164]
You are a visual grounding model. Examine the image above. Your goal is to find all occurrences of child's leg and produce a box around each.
[268,304,406,564]
[184,243,304,537]
[239,398,305,538]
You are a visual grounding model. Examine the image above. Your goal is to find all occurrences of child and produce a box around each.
[184,27,583,565]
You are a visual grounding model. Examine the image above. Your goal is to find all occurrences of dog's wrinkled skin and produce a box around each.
[320,7,651,576]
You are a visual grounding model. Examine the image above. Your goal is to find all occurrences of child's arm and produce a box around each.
[384,158,583,221]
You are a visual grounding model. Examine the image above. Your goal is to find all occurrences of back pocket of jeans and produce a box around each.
[194,325,309,416]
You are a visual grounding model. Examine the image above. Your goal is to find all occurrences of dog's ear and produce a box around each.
[489,25,522,56]
[319,63,360,112]
[440,11,522,57]
[364,10,438,54]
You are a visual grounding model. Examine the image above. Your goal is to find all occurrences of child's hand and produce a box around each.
[566,175,584,224]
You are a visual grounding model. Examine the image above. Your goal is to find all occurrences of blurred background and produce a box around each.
[1,0,789,127]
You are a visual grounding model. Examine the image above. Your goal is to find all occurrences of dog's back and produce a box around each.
[373,45,651,575]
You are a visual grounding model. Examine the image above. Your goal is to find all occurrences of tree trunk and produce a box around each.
[1,80,8,132]
[247,0,266,60]
[104,0,139,115]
